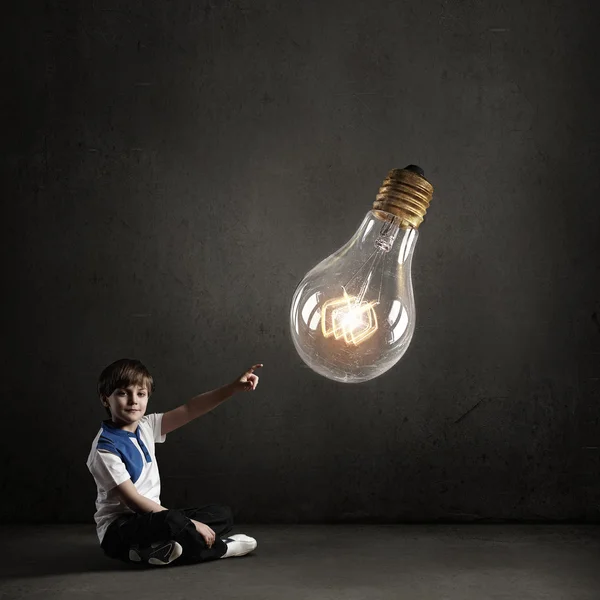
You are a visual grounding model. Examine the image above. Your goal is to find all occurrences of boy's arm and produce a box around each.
[160,364,262,436]
[115,479,168,513]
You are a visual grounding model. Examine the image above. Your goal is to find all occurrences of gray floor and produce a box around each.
[1,525,599,599]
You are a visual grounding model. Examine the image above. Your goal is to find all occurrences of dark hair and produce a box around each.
[98,359,155,416]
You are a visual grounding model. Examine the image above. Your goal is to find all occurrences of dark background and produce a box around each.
[2,0,599,524]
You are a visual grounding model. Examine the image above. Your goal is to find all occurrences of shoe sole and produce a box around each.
[148,541,183,565]
[129,541,183,565]
[129,549,141,562]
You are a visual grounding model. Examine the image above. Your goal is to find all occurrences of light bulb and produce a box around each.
[290,165,434,383]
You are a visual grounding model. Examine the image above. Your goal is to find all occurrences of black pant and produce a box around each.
[101,504,233,565]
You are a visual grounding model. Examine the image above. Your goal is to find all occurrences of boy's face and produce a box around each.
[102,384,149,429]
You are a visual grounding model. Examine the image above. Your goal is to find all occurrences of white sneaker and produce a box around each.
[221,534,257,558]
[228,534,256,543]
[129,540,183,565]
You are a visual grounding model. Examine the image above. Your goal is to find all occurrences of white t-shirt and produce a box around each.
[86,413,167,543]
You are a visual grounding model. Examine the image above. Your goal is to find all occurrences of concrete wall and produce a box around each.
[3,0,599,523]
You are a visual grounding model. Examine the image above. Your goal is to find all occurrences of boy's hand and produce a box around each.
[191,519,216,547]
[232,363,263,393]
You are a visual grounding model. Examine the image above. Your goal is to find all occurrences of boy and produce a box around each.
[86,358,262,566]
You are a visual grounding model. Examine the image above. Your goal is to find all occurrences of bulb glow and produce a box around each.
[321,293,379,346]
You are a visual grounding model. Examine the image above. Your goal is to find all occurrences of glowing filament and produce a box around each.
[321,294,379,346]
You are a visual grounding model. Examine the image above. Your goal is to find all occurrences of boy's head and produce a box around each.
[98,359,155,425]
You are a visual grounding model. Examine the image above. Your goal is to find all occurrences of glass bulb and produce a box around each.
[289,166,434,383]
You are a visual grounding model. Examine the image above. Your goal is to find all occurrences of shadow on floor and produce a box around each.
[0,528,240,580]
[0,539,141,579]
